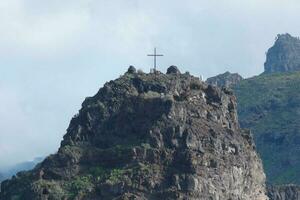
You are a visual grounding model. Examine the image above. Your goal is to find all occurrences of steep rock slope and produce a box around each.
[265,33,300,73]
[0,67,268,200]
[206,71,243,88]
[206,72,300,199]
[233,71,300,184]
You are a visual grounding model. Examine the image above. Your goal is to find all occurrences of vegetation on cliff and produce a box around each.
[234,71,300,185]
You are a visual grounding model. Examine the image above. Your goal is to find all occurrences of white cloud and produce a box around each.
[0,0,91,56]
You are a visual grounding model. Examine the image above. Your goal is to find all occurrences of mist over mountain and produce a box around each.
[0,157,43,182]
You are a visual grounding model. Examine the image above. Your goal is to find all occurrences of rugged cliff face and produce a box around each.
[0,66,268,200]
[206,71,243,88]
[268,185,300,200]
[264,33,300,73]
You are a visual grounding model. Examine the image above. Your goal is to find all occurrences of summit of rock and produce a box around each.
[264,33,300,73]
[166,66,181,74]
[0,67,268,200]
[206,71,243,88]
[127,65,137,74]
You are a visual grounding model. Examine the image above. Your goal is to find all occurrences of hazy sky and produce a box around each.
[1,0,300,170]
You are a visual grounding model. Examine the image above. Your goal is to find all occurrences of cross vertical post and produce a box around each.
[147,48,163,73]
[154,48,156,71]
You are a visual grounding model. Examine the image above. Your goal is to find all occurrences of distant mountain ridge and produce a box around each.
[0,157,43,182]
[206,71,243,88]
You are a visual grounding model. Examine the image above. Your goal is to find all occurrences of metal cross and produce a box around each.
[147,48,163,72]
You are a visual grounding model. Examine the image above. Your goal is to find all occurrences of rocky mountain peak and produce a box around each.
[127,65,137,74]
[0,66,268,200]
[206,71,243,88]
[264,33,300,73]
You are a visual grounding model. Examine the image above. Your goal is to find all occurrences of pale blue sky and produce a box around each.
[1,0,300,170]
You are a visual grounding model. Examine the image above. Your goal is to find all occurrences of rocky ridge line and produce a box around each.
[206,71,243,88]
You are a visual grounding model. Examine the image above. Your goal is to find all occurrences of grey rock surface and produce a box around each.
[264,33,300,73]
[268,185,300,200]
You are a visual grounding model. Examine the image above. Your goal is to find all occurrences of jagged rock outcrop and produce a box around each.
[0,67,268,200]
[206,71,243,88]
[127,66,136,74]
[264,33,300,73]
[267,185,300,200]
[166,66,181,75]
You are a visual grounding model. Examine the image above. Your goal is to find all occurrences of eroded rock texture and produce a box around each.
[0,67,268,200]
[264,33,300,73]
[268,185,300,200]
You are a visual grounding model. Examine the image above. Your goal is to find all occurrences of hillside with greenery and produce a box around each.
[234,71,300,185]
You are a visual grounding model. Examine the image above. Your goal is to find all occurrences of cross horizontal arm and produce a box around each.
[147,54,164,56]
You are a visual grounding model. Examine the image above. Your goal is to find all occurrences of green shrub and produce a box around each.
[107,169,125,184]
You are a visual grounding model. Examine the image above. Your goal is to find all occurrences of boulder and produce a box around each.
[166,65,181,74]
